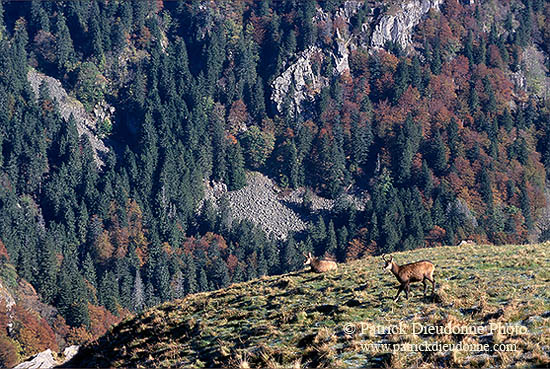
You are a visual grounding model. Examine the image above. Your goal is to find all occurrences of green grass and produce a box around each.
[67,243,550,368]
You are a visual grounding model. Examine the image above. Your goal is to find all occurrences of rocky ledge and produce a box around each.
[370,0,443,50]
[27,68,110,166]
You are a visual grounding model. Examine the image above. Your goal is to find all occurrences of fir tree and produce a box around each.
[37,233,58,304]
[54,12,75,72]
[326,220,337,257]
[99,271,119,316]
[282,235,301,272]
[184,254,198,295]
[226,141,247,190]
[82,252,97,289]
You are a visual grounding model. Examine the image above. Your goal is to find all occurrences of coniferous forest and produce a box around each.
[1,0,550,365]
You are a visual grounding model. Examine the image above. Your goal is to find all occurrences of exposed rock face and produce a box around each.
[13,346,79,369]
[370,0,442,50]
[62,345,80,363]
[270,47,326,117]
[27,68,110,166]
[272,0,443,117]
[13,349,58,369]
[0,280,16,311]
[0,280,16,334]
[519,46,550,100]
[333,28,353,74]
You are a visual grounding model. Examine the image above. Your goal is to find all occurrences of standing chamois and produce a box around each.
[382,255,435,301]
[303,252,338,272]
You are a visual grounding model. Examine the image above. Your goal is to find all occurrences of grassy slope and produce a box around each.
[67,243,550,368]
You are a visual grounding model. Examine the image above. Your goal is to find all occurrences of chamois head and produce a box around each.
[382,254,393,271]
[303,252,314,266]
[303,252,338,272]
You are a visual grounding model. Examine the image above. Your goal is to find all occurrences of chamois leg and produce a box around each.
[405,283,410,299]
[422,278,427,297]
[394,285,403,301]
[426,275,436,300]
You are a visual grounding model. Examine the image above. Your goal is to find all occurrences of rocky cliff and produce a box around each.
[270,47,326,118]
[271,0,442,117]
[370,0,443,50]
[27,68,111,166]
[13,346,79,369]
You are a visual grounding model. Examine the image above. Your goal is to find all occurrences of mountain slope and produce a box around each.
[66,243,550,368]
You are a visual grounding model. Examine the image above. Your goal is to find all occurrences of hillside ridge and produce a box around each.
[65,243,550,368]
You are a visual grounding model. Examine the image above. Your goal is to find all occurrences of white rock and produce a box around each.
[62,345,80,362]
[371,0,442,50]
[270,47,327,117]
[13,349,59,369]
[27,68,109,166]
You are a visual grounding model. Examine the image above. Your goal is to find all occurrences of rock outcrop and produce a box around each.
[27,68,110,166]
[370,0,442,50]
[13,349,58,369]
[270,47,326,117]
[13,346,79,369]
[272,0,443,118]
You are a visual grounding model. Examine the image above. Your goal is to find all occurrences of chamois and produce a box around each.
[382,255,435,301]
[303,252,338,272]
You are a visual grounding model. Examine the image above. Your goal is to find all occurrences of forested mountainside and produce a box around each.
[1,0,550,365]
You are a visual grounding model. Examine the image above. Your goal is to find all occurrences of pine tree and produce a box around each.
[350,115,371,172]
[311,215,327,249]
[172,270,185,299]
[447,118,460,166]
[37,233,58,304]
[0,1,5,38]
[251,77,266,119]
[210,106,227,182]
[288,140,300,188]
[282,235,301,272]
[326,220,337,257]
[82,252,97,289]
[464,31,474,65]
[99,271,119,315]
[198,266,209,292]
[226,141,247,190]
[132,269,145,313]
[298,1,317,49]
[393,58,409,102]
[336,226,349,261]
[475,37,487,65]
[519,176,533,230]
[232,263,246,283]
[154,254,171,302]
[395,115,421,184]
[56,251,90,327]
[89,2,104,58]
[112,259,131,309]
[430,131,448,175]
[420,160,434,197]
[264,237,279,274]
[54,12,75,72]
[145,282,159,308]
[138,111,159,197]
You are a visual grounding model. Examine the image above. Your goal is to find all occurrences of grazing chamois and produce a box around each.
[303,252,338,272]
[382,255,435,301]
